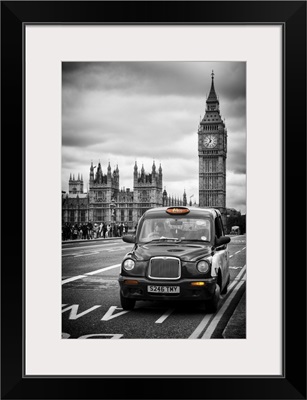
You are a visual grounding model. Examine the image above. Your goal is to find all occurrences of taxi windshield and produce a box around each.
[139,217,211,243]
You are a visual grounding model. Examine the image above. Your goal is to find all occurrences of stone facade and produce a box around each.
[62,161,185,228]
[198,71,227,225]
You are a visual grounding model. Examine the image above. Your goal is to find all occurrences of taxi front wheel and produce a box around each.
[205,284,220,313]
[120,292,136,310]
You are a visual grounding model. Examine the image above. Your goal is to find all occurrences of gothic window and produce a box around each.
[80,210,86,223]
[96,209,103,222]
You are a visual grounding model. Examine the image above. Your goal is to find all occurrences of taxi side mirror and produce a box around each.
[122,235,136,244]
[215,235,231,247]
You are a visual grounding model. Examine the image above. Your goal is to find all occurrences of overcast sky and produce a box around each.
[62,62,246,213]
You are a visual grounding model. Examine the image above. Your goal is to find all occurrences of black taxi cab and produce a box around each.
[119,206,231,312]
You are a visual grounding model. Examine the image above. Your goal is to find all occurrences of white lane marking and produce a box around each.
[79,334,123,339]
[242,246,246,250]
[189,265,246,339]
[85,264,121,276]
[101,306,129,321]
[62,332,71,339]
[62,275,86,284]
[62,264,121,284]
[63,246,131,257]
[201,278,245,339]
[229,255,233,258]
[62,304,101,320]
[229,266,243,270]
[74,252,100,258]
[62,304,68,307]
[155,309,174,324]
[233,265,246,281]
[189,314,214,339]
[108,247,130,252]
[62,242,124,251]
[235,250,241,255]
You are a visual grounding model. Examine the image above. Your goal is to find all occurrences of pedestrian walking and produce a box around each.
[87,221,93,240]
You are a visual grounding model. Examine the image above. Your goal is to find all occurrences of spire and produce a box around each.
[206,70,219,104]
[183,189,187,206]
[69,173,72,180]
[159,163,162,174]
[152,160,156,173]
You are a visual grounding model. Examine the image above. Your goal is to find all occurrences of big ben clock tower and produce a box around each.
[198,71,227,226]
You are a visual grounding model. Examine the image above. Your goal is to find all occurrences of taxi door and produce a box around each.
[212,213,229,289]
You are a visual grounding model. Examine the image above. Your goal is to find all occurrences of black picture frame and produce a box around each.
[1,1,306,399]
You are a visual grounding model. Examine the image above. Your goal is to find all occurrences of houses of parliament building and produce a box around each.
[62,161,187,228]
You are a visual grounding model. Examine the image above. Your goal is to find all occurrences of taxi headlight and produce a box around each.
[197,260,210,273]
[123,259,135,271]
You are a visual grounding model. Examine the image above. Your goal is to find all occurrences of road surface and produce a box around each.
[62,235,246,339]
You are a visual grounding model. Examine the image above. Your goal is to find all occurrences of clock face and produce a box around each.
[203,134,217,148]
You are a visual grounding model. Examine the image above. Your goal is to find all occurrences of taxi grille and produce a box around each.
[148,257,181,280]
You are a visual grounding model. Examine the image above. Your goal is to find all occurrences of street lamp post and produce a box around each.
[110,198,116,237]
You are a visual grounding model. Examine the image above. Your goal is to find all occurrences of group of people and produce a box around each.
[62,221,129,241]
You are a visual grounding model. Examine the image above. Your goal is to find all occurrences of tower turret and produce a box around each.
[206,70,220,111]
[183,189,187,206]
[152,160,156,176]
[89,161,94,184]
[69,172,84,194]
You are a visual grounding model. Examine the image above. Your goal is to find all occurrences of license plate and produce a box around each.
[147,285,180,294]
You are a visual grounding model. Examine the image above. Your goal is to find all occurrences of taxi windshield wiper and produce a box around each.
[181,239,210,243]
[149,237,181,243]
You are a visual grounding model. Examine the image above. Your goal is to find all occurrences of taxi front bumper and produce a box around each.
[118,276,217,301]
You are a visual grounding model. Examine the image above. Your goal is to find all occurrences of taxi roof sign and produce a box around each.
[166,207,190,215]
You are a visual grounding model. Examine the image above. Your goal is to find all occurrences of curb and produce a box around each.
[62,236,125,245]
[222,291,246,339]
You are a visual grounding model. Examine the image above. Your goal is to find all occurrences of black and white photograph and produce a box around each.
[61,61,246,339]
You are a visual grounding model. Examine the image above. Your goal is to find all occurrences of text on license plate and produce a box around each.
[147,285,180,293]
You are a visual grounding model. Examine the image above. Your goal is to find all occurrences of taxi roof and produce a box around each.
[142,206,220,219]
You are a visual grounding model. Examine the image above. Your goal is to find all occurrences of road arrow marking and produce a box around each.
[101,306,129,321]
[78,333,123,339]
[62,304,101,320]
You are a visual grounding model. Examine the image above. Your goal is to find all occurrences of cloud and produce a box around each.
[62,62,246,213]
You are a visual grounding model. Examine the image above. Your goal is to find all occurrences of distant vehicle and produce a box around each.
[119,206,231,312]
[230,225,240,235]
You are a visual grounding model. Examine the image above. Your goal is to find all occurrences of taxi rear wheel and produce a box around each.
[205,284,220,313]
[221,275,230,295]
[120,293,136,310]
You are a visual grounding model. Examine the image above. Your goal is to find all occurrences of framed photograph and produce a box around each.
[1,1,306,399]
